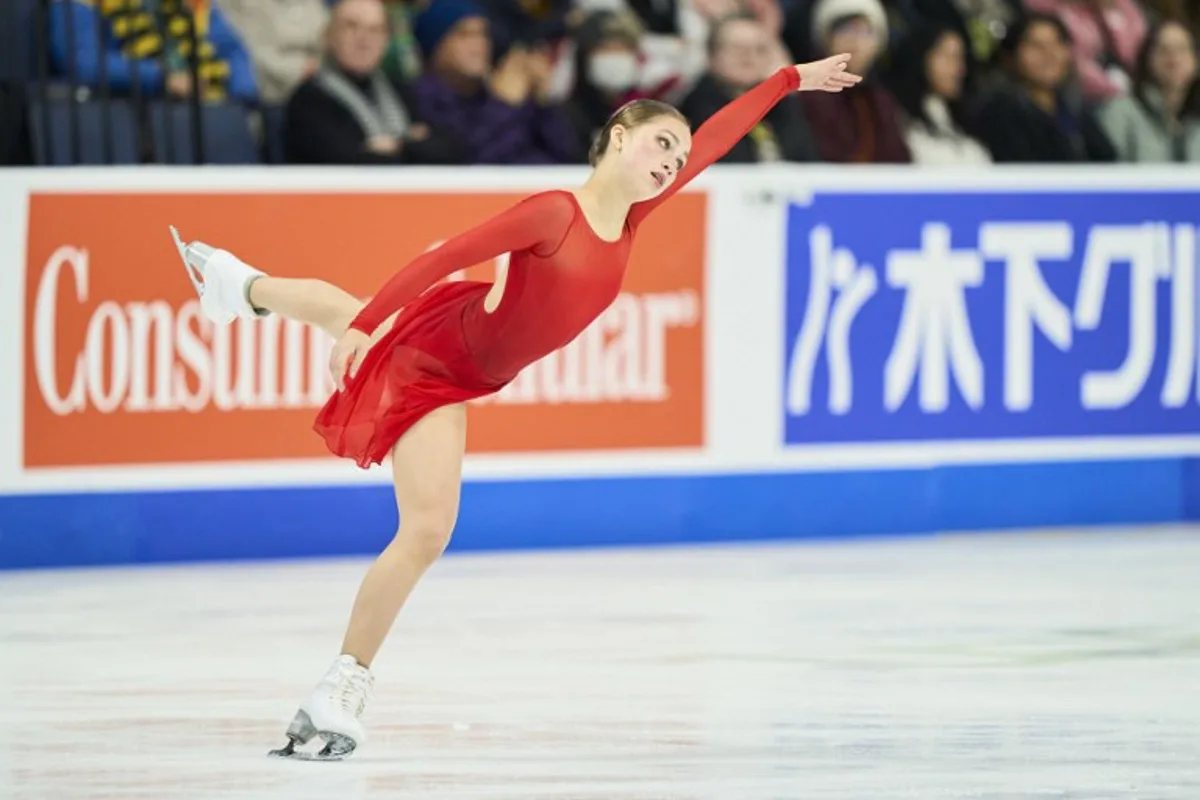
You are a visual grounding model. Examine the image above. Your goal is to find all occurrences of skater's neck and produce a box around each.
[575,168,639,233]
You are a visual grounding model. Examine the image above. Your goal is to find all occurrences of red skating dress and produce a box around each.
[314,66,801,467]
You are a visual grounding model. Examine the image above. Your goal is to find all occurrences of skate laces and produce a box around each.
[329,661,373,717]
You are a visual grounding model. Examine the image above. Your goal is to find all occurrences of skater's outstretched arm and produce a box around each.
[627,56,860,229]
[346,191,574,337]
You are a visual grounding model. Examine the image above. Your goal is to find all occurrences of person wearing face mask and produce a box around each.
[563,10,648,160]
[681,13,820,162]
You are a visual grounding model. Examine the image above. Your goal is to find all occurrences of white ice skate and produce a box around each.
[269,655,375,761]
[169,225,269,324]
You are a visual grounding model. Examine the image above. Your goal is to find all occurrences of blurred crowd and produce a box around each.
[5,0,1200,165]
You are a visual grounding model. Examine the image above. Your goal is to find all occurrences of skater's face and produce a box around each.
[611,115,693,200]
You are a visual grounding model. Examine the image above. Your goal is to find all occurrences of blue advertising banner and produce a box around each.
[783,190,1200,444]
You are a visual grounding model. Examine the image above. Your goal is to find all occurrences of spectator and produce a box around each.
[1099,19,1200,161]
[411,0,581,163]
[47,0,257,102]
[220,0,330,105]
[285,0,465,163]
[584,0,709,100]
[976,13,1117,162]
[799,0,911,162]
[693,0,793,69]
[681,13,820,161]
[564,10,647,159]
[887,24,992,165]
[328,0,427,80]
[1024,0,1148,103]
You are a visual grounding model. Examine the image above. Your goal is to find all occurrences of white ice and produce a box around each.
[2,527,1199,799]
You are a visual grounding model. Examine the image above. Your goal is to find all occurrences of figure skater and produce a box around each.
[172,56,860,760]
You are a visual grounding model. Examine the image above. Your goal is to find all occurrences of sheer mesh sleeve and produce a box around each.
[348,192,576,335]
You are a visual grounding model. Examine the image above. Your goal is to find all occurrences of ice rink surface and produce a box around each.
[2,527,1198,799]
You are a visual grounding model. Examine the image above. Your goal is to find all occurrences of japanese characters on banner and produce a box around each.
[23,191,705,469]
[783,189,1200,444]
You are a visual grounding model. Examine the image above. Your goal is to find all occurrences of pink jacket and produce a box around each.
[1024,0,1148,102]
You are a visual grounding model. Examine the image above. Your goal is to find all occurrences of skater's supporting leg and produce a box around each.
[340,402,468,666]
[275,403,467,759]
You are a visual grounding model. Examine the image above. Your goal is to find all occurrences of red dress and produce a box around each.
[315,67,802,468]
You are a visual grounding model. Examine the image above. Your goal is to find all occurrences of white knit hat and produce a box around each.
[811,0,889,53]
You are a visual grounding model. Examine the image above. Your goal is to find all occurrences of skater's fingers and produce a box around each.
[330,349,348,393]
[347,346,365,381]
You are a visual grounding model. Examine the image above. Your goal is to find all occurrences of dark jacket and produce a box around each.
[412,72,582,165]
[681,74,821,163]
[976,82,1117,162]
[284,72,467,165]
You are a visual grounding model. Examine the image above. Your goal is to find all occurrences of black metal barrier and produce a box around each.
[3,0,208,166]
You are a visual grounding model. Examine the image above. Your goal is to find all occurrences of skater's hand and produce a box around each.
[330,329,371,392]
[795,54,862,92]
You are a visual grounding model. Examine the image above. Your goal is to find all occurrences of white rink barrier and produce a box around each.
[2,165,1198,569]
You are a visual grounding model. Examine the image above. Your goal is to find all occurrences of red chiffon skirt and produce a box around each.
[314,281,506,469]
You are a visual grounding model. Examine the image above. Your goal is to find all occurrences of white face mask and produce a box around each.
[587,51,640,93]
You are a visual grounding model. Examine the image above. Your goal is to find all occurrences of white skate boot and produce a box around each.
[169,225,269,324]
[269,655,375,761]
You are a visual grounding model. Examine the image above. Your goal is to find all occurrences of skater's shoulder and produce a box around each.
[516,189,578,214]
[502,190,579,229]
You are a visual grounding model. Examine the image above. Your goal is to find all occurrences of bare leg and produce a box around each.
[248,277,364,340]
[339,403,468,667]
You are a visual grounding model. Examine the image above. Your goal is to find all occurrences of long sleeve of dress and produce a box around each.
[628,66,801,228]
[347,192,575,335]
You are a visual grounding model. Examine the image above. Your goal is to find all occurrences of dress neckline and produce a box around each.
[561,190,628,244]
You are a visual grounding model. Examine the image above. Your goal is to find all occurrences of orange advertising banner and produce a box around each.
[24,191,706,468]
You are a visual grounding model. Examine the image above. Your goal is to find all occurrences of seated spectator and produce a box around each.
[1024,0,1147,103]
[976,13,1117,161]
[220,0,330,106]
[887,24,992,165]
[693,0,793,70]
[1100,19,1200,161]
[285,0,465,163]
[411,0,581,163]
[799,0,911,162]
[327,0,427,81]
[47,0,257,102]
[587,0,709,101]
[564,10,647,159]
[681,13,820,161]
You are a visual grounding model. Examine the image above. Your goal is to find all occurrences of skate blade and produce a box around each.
[168,225,206,299]
[268,728,357,762]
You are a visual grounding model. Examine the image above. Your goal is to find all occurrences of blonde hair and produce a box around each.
[588,100,689,167]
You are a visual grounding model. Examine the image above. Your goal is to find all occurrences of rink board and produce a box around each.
[3,166,1200,569]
